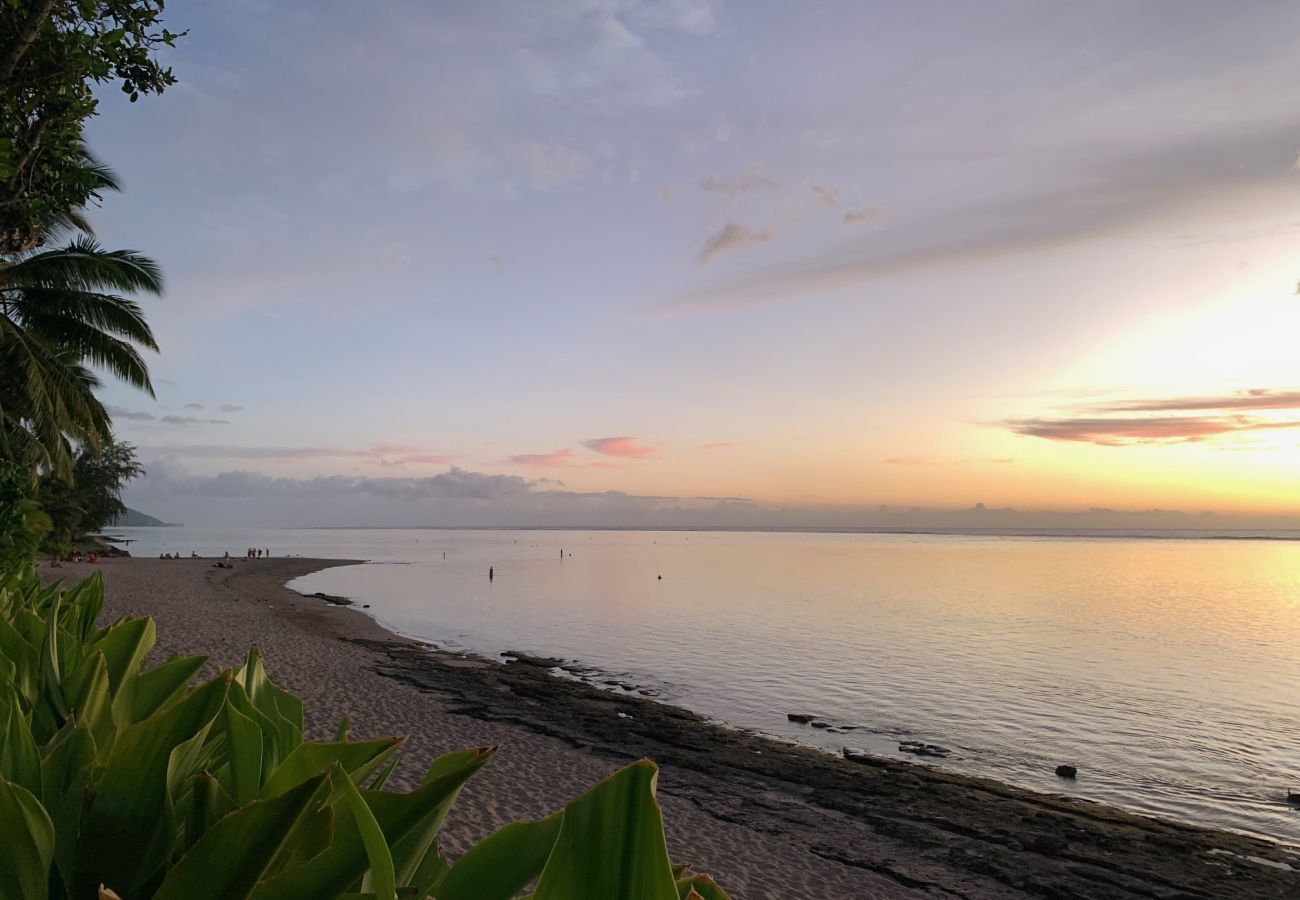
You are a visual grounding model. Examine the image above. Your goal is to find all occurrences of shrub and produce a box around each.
[0,463,50,570]
[0,568,729,899]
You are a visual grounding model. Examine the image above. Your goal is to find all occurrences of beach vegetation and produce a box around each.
[0,461,48,568]
[37,438,141,554]
[0,568,731,899]
[0,233,162,477]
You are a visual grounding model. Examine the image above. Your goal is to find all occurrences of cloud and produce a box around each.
[812,185,840,207]
[143,444,451,464]
[160,415,232,426]
[106,406,158,422]
[699,170,778,198]
[219,404,243,413]
[631,0,718,36]
[663,120,1300,315]
[518,140,592,190]
[842,207,878,225]
[507,449,579,468]
[884,456,1016,465]
[701,441,733,450]
[403,454,456,465]
[697,222,772,262]
[126,461,1300,532]
[1004,415,1300,446]
[183,402,204,410]
[1005,388,1300,446]
[142,466,536,501]
[582,436,658,458]
[1085,389,1300,413]
[108,406,229,426]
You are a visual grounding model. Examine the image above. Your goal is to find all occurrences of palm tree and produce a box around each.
[0,234,162,474]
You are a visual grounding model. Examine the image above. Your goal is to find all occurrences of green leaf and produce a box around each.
[0,689,41,796]
[675,874,731,899]
[261,738,402,800]
[343,770,396,900]
[391,749,488,887]
[63,651,114,751]
[432,813,562,900]
[533,760,679,900]
[72,673,230,898]
[154,773,329,900]
[224,698,264,804]
[251,748,493,900]
[0,777,55,900]
[131,653,206,722]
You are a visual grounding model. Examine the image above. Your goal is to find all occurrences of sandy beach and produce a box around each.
[46,556,1300,900]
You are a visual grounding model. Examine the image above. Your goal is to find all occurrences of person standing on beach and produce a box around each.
[489,566,494,581]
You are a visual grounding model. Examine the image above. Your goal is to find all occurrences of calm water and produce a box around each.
[112,526,1300,845]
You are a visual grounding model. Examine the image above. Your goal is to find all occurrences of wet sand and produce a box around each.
[47,557,1300,899]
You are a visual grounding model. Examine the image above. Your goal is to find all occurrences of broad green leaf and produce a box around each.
[368,752,401,790]
[85,616,154,723]
[72,674,230,898]
[432,813,562,900]
[183,772,236,852]
[676,875,731,899]
[38,721,97,896]
[235,647,302,755]
[0,689,41,795]
[261,738,402,800]
[131,653,206,722]
[0,776,55,900]
[64,651,115,751]
[251,748,492,900]
[533,760,679,900]
[154,773,329,900]
[391,749,488,887]
[0,616,38,701]
[224,698,264,804]
[344,769,396,900]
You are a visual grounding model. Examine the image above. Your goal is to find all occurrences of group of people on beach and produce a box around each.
[48,550,99,567]
[158,551,200,559]
[245,547,270,560]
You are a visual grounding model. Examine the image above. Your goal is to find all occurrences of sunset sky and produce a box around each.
[86,1,1300,526]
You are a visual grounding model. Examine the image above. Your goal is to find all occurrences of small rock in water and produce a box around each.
[842,748,889,767]
[1287,791,1300,806]
[1055,764,1078,779]
[899,740,951,758]
[787,713,817,724]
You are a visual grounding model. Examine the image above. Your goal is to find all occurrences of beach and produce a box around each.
[50,556,1300,900]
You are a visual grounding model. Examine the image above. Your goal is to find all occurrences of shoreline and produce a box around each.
[48,556,1300,899]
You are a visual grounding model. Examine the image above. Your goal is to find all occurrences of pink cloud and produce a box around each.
[373,442,421,454]
[403,454,455,465]
[701,442,733,451]
[582,436,659,459]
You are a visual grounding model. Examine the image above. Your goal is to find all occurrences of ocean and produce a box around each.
[108,525,1300,845]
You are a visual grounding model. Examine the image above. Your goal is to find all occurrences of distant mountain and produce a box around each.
[111,507,178,527]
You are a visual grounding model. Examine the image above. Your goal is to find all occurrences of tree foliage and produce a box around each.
[0,0,184,252]
[0,234,161,475]
[38,437,141,551]
[0,459,48,568]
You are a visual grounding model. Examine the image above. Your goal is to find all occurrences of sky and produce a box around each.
[78,0,1300,527]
